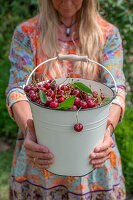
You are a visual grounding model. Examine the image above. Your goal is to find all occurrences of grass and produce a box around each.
[115,104,133,192]
[0,148,14,200]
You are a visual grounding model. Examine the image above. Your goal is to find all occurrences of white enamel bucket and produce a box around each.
[25,54,117,176]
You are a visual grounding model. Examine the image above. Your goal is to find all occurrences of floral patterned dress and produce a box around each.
[6,16,126,199]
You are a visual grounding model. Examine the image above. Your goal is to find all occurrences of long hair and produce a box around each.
[38,0,104,80]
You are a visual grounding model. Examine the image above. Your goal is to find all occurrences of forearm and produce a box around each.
[12,101,32,135]
[107,103,122,134]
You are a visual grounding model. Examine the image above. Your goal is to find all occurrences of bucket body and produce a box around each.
[29,78,114,176]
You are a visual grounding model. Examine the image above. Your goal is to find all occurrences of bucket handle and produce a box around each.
[26,54,117,94]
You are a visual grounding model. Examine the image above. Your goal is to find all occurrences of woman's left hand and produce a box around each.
[89,128,113,169]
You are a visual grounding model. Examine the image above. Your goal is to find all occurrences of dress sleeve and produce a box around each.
[100,26,126,120]
[6,25,35,119]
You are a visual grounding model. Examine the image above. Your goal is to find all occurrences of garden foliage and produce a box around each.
[99,0,133,102]
[0,0,133,192]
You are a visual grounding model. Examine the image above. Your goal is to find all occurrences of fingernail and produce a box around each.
[47,154,51,158]
[91,153,96,158]
[43,149,48,153]
[96,147,100,152]
[50,153,54,158]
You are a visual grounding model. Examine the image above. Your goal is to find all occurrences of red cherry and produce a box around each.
[29,93,37,102]
[47,90,55,99]
[35,99,41,105]
[43,82,51,90]
[40,88,47,93]
[35,87,40,92]
[24,84,35,92]
[100,93,105,101]
[28,90,35,96]
[69,85,75,91]
[87,100,96,108]
[74,97,81,106]
[68,105,78,110]
[48,79,56,84]
[57,89,65,96]
[61,84,69,91]
[50,101,59,108]
[35,92,40,100]
[24,85,31,92]
[79,100,88,109]
[74,123,83,132]
[46,96,53,105]
[92,91,98,98]
[39,102,45,106]
[72,89,80,97]
[48,79,53,83]
[51,83,57,90]
[37,84,43,88]
[58,97,65,103]
[82,93,92,101]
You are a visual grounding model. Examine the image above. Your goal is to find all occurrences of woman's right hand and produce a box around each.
[24,119,54,169]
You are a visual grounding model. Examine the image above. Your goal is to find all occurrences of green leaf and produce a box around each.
[101,97,111,104]
[56,95,76,110]
[39,90,47,104]
[72,82,92,96]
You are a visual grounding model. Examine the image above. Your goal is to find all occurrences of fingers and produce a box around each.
[90,147,113,159]
[24,137,49,153]
[24,119,54,169]
[90,154,110,168]
[24,123,49,153]
[90,129,113,169]
[26,148,54,169]
[29,157,54,169]
[37,158,54,165]
[36,164,50,169]
[26,150,54,160]
[94,132,113,153]
[90,147,112,168]
[27,119,34,129]
[24,139,54,168]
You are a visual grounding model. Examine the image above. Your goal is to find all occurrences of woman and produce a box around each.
[6,0,126,199]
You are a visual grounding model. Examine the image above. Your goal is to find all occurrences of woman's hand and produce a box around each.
[24,119,54,169]
[89,127,113,169]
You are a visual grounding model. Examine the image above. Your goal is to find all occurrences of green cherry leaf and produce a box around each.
[101,97,111,104]
[56,95,76,110]
[72,82,92,96]
[39,90,47,104]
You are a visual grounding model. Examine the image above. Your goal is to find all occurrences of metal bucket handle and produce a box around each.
[26,54,117,94]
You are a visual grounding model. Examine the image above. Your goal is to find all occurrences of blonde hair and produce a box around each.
[38,0,104,80]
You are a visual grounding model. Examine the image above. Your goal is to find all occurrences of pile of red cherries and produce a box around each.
[24,79,106,132]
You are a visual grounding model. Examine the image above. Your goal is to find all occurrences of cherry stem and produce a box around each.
[59,77,68,87]
[76,107,82,125]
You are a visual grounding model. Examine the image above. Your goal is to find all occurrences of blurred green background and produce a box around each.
[0,0,133,199]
